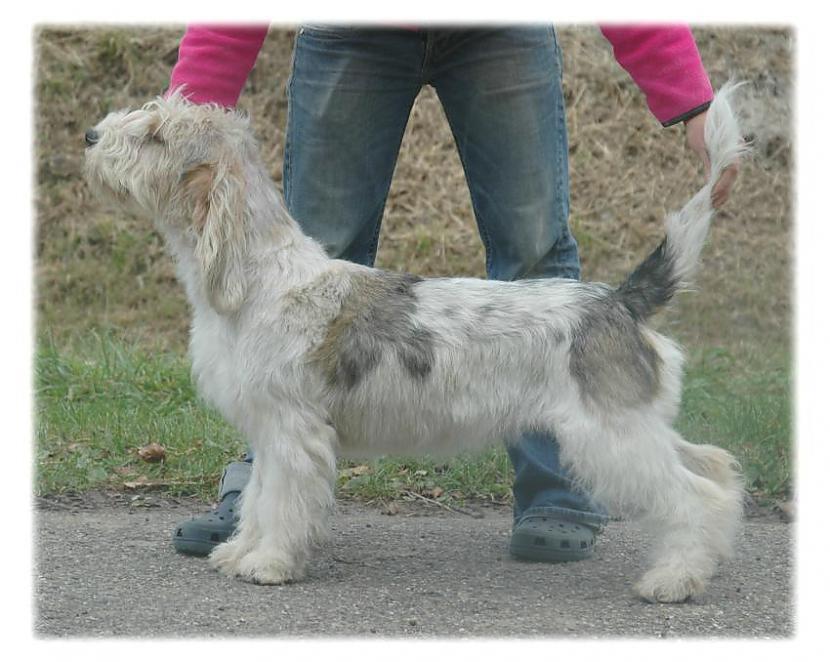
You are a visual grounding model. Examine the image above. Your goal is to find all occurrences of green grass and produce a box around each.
[677,347,792,500]
[35,333,243,499]
[34,333,792,504]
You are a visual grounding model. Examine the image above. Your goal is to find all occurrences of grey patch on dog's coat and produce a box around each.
[569,289,661,407]
[569,233,681,406]
[546,326,568,346]
[477,302,498,318]
[440,304,460,319]
[396,324,435,379]
[312,271,435,389]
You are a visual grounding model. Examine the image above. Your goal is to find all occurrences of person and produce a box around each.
[168,25,738,561]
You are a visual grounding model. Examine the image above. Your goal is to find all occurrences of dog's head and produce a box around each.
[84,91,254,313]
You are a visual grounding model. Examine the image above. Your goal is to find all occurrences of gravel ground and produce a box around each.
[34,493,793,639]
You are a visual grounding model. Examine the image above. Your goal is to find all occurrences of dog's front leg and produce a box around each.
[209,410,337,585]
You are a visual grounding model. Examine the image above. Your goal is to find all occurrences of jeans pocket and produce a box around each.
[299,25,356,41]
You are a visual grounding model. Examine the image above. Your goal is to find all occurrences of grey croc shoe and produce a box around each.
[172,461,251,557]
[509,516,598,563]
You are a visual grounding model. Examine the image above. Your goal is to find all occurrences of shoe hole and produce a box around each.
[210,533,221,542]
[218,516,224,521]
[533,536,546,546]
[560,541,571,549]
[580,541,588,549]
[175,529,182,537]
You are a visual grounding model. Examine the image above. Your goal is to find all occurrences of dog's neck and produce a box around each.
[243,160,304,242]
[160,158,330,315]
[240,156,332,266]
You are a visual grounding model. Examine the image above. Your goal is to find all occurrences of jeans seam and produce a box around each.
[283,32,301,207]
[548,28,575,281]
[420,30,433,83]
[437,103,495,275]
[364,209,385,266]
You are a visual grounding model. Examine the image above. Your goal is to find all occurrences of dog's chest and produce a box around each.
[188,317,246,421]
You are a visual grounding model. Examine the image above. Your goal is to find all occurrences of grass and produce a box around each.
[35,333,242,498]
[677,347,792,499]
[34,332,791,504]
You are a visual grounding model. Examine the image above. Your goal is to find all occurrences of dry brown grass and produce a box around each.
[34,26,792,358]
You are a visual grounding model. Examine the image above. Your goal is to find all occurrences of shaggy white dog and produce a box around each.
[85,85,746,602]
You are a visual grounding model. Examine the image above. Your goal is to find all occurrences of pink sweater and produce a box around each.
[169,25,713,127]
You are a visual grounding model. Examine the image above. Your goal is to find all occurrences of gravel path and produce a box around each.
[34,493,793,638]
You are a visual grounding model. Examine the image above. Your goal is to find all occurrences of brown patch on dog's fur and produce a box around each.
[182,164,215,232]
[147,114,164,141]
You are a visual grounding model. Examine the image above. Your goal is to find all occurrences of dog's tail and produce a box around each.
[673,437,744,495]
[616,83,748,320]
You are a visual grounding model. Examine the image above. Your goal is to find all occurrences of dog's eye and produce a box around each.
[144,131,165,146]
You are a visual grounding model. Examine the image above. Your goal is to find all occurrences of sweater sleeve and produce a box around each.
[599,25,714,126]
[168,24,270,107]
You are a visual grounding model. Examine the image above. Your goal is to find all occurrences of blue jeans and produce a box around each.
[279,26,604,529]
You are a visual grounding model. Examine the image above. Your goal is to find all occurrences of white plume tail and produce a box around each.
[617,82,749,320]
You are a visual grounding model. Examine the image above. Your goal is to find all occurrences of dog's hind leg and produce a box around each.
[555,415,743,602]
[633,432,743,603]
[209,408,337,585]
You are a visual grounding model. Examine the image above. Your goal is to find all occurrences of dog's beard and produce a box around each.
[88,180,135,214]
[84,160,151,218]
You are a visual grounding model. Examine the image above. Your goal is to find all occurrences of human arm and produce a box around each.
[168,24,270,107]
[600,25,737,206]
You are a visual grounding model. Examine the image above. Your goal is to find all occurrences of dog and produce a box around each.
[84,84,746,603]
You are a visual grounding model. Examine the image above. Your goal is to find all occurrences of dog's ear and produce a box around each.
[182,154,248,314]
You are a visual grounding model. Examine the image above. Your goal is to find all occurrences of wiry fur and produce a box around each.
[85,85,746,602]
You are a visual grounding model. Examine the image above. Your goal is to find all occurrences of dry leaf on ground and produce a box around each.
[137,442,166,463]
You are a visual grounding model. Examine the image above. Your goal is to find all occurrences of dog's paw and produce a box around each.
[208,538,252,573]
[634,567,706,603]
[228,549,306,585]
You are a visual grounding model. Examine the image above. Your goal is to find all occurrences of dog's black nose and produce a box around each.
[84,128,99,147]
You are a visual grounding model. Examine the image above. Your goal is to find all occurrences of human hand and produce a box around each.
[685,109,740,208]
